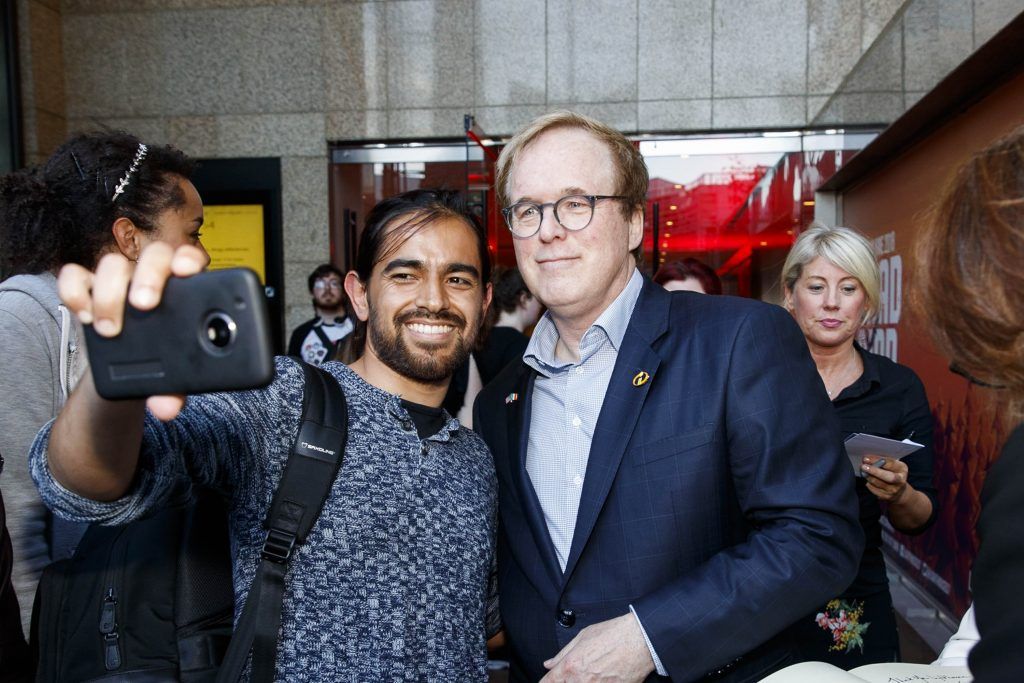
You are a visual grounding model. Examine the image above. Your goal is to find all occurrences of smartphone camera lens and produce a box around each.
[203,312,237,350]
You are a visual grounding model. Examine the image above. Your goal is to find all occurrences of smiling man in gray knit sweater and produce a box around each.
[29,189,498,681]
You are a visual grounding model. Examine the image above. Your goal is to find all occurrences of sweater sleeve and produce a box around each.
[29,357,300,527]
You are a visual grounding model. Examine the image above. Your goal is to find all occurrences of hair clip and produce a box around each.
[111,143,148,202]
[70,151,87,180]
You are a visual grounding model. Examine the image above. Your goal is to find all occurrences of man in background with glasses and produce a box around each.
[287,263,354,365]
[473,112,863,682]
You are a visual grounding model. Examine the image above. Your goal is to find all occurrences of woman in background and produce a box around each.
[0,131,208,636]
[781,225,938,667]
[652,257,722,294]
[917,126,1024,682]
[474,266,541,385]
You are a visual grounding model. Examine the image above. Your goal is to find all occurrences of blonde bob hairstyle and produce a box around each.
[781,224,881,322]
[494,110,648,222]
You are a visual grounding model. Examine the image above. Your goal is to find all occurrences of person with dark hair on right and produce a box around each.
[652,257,723,295]
[0,130,207,636]
[286,263,353,365]
[917,126,1024,683]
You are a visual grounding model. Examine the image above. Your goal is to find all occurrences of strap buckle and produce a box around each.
[261,528,297,564]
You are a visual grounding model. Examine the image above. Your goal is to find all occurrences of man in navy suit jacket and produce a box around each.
[473,112,863,682]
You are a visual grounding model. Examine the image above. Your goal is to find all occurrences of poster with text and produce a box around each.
[201,204,266,283]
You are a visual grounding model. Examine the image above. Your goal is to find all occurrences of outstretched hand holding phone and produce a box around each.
[48,243,209,501]
[60,242,209,419]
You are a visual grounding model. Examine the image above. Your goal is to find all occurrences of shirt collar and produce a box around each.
[835,341,881,401]
[339,363,463,437]
[524,268,643,373]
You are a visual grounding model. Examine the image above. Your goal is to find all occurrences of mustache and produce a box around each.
[394,308,466,328]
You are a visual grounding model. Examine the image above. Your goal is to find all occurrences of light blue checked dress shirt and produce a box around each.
[522,268,642,570]
[522,269,667,675]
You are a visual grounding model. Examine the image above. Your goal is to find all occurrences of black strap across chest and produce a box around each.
[217,361,348,683]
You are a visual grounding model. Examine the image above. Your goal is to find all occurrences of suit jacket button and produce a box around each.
[557,608,576,628]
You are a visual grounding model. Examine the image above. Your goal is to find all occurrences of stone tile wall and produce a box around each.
[12,0,1020,331]
[17,0,66,165]
[811,0,1024,125]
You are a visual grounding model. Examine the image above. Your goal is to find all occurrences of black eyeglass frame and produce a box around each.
[501,194,630,238]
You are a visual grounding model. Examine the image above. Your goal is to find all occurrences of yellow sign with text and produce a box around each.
[201,204,265,283]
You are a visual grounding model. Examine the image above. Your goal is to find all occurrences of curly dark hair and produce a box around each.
[0,131,195,276]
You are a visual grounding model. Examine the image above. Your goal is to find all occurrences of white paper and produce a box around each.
[757,661,972,683]
[843,433,924,477]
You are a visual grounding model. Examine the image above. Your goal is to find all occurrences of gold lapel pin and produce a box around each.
[632,371,650,387]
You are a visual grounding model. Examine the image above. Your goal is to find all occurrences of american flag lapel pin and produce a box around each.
[505,392,519,405]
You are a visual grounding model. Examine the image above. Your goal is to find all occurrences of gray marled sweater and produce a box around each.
[30,358,498,682]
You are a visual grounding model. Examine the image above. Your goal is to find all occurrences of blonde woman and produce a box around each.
[781,225,938,667]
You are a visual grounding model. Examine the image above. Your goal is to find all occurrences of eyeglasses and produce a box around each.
[949,362,1007,389]
[313,280,343,291]
[501,194,629,238]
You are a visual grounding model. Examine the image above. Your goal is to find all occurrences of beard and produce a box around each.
[367,307,477,385]
[313,292,344,313]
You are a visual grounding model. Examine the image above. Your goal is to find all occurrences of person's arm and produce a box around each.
[862,370,938,533]
[969,426,1024,679]
[286,322,306,358]
[629,305,863,681]
[41,245,204,502]
[45,371,146,501]
[30,245,305,537]
[934,604,977,667]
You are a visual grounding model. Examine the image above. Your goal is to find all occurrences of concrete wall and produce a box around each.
[13,0,1022,333]
[17,0,66,166]
[812,0,1024,125]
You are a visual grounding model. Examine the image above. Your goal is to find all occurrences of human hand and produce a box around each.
[539,613,655,683]
[861,456,911,503]
[58,242,208,420]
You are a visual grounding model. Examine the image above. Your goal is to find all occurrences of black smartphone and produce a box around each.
[85,268,275,399]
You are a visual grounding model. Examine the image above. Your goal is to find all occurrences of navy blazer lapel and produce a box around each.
[506,365,563,589]
[561,280,671,582]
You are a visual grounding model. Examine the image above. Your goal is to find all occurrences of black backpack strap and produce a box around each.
[311,323,334,352]
[217,361,347,683]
